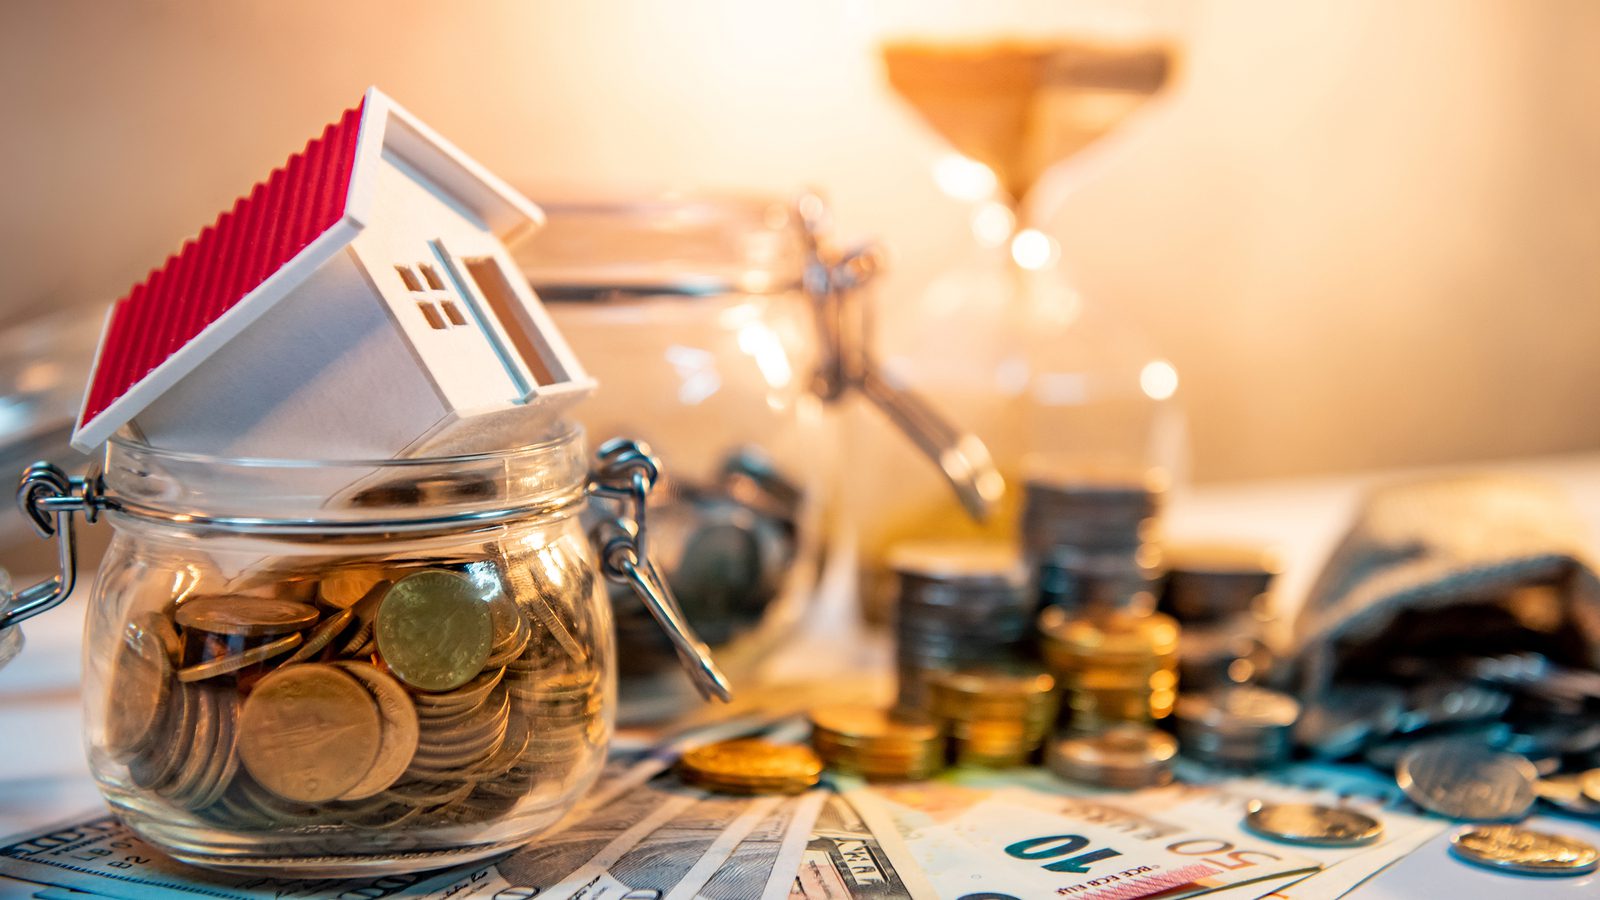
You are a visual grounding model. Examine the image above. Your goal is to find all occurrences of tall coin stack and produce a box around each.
[890,543,1033,716]
[1174,685,1302,771]
[1039,603,1180,734]
[1159,543,1279,690]
[928,669,1060,767]
[1021,472,1163,610]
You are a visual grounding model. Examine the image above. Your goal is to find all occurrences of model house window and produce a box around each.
[396,263,468,330]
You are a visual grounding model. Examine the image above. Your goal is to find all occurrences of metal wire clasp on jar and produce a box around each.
[3,424,726,876]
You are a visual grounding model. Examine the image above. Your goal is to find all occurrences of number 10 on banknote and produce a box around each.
[845,783,1318,900]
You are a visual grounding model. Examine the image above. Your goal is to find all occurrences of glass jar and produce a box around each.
[4,424,716,876]
[515,196,824,719]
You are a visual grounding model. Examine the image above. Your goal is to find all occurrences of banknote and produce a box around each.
[698,791,827,900]
[844,773,1321,900]
[0,813,453,900]
[789,795,935,899]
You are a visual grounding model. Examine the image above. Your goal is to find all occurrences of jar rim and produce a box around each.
[106,420,582,469]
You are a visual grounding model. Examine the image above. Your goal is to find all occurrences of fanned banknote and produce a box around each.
[789,795,934,899]
[842,773,1321,900]
[698,791,827,900]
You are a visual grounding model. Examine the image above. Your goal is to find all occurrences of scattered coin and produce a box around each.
[1243,801,1383,847]
[1449,825,1599,876]
[376,570,494,692]
[1396,740,1537,821]
[679,739,822,794]
[175,596,320,637]
[237,664,382,803]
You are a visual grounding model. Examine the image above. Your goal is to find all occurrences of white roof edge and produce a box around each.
[69,221,362,452]
[358,86,545,239]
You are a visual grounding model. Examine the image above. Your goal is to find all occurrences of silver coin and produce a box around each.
[1449,825,1599,876]
[1396,740,1537,821]
[1243,801,1383,847]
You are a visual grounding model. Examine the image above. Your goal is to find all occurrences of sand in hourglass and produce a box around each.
[882,39,1174,202]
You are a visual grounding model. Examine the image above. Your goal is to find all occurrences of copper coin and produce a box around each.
[331,661,419,800]
[237,663,382,803]
[175,596,319,637]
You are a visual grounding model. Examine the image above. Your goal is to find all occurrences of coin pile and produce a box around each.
[1159,542,1278,690]
[928,669,1058,767]
[1173,686,1300,771]
[808,705,945,782]
[1047,725,1176,789]
[1039,604,1179,734]
[104,541,605,832]
[678,739,822,794]
[889,542,1033,716]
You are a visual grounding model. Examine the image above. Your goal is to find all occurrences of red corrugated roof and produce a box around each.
[78,100,365,430]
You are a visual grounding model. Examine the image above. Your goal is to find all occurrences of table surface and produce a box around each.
[5,452,1600,898]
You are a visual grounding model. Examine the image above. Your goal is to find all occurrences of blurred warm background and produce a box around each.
[3,0,1598,482]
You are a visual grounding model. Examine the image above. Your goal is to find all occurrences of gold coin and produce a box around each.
[1450,825,1599,876]
[237,663,382,803]
[105,622,174,761]
[331,661,419,800]
[1582,769,1600,805]
[175,596,320,637]
[810,705,942,745]
[319,568,390,610]
[282,608,354,665]
[679,739,822,794]
[177,632,302,683]
[376,570,494,692]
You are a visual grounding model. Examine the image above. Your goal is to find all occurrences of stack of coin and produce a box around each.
[1034,547,1163,618]
[809,705,946,781]
[1020,473,1163,571]
[1159,542,1279,691]
[103,539,606,832]
[1047,724,1177,789]
[1173,686,1301,770]
[889,542,1033,716]
[928,669,1059,767]
[1038,605,1179,733]
[678,739,823,794]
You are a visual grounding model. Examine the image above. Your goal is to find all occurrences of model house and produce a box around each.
[71,86,593,460]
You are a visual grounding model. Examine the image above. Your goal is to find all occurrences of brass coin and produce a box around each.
[1450,825,1599,876]
[105,622,174,761]
[376,570,494,692]
[175,596,319,637]
[332,661,419,800]
[1244,801,1383,847]
[810,705,943,745]
[177,632,302,683]
[319,568,389,610]
[679,739,822,795]
[237,663,382,803]
[282,608,354,665]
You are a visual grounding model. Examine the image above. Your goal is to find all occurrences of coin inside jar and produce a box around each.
[1243,801,1383,847]
[237,663,383,803]
[105,623,174,762]
[1449,825,1600,876]
[175,596,320,637]
[376,570,494,692]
